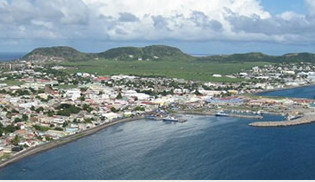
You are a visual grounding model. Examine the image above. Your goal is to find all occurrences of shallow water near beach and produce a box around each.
[2,113,315,180]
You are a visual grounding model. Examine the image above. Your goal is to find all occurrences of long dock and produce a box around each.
[227,114,263,119]
[249,112,315,127]
[176,110,263,119]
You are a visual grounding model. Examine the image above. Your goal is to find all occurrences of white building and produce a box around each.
[66,89,81,101]
[212,74,222,78]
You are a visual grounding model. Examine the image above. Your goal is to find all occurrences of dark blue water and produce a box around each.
[3,113,315,180]
[0,52,25,62]
[257,85,315,99]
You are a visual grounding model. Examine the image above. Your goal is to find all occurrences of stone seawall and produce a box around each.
[249,112,315,127]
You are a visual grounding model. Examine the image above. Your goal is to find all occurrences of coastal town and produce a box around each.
[1,60,315,164]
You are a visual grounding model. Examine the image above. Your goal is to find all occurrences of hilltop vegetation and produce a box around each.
[197,52,275,62]
[98,45,192,61]
[23,46,95,62]
[197,52,315,63]
[21,45,315,63]
[22,45,191,62]
[19,44,315,82]
[281,53,315,62]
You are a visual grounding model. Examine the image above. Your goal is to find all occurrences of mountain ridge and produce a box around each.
[21,45,315,63]
[22,45,192,62]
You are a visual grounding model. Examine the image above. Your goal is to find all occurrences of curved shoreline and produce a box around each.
[255,83,315,97]
[0,116,144,169]
[0,98,310,169]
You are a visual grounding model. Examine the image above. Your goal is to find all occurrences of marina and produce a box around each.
[249,112,315,127]
[177,110,264,119]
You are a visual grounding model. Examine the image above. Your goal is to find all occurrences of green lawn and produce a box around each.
[0,153,11,161]
[60,59,271,82]
[0,80,24,86]
[57,84,78,89]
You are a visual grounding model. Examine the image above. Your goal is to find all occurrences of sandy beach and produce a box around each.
[0,116,144,169]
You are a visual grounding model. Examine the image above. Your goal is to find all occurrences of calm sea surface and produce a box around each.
[257,85,315,99]
[3,112,315,180]
[0,52,25,62]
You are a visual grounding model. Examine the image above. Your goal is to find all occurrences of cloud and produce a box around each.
[0,0,315,45]
[305,0,315,16]
[118,12,139,22]
[226,10,315,43]
[151,15,169,30]
[190,11,223,31]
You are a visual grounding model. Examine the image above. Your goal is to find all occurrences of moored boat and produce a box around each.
[215,112,228,117]
[286,114,303,121]
[162,116,179,122]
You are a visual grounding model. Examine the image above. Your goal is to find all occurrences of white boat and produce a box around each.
[287,114,302,121]
[215,112,228,117]
[162,116,179,122]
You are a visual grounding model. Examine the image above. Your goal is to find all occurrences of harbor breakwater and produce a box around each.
[249,112,315,127]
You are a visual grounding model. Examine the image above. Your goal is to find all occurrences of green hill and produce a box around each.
[22,45,315,63]
[22,45,191,62]
[22,46,95,62]
[197,52,315,63]
[97,45,192,61]
[197,52,277,62]
[281,53,315,62]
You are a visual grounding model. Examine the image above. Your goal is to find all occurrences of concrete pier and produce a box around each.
[176,110,263,119]
[228,114,263,119]
[249,112,315,127]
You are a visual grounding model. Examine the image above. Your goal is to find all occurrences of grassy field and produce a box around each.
[0,80,24,86]
[57,84,78,89]
[60,59,271,82]
[0,153,11,161]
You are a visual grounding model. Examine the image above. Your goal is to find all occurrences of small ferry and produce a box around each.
[286,114,302,121]
[215,112,229,117]
[162,116,179,122]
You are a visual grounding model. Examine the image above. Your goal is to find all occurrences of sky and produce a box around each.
[0,0,315,55]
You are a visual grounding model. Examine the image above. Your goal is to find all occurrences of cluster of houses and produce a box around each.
[211,62,315,91]
[0,67,228,159]
[1,61,315,160]
[237,63,315,88]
